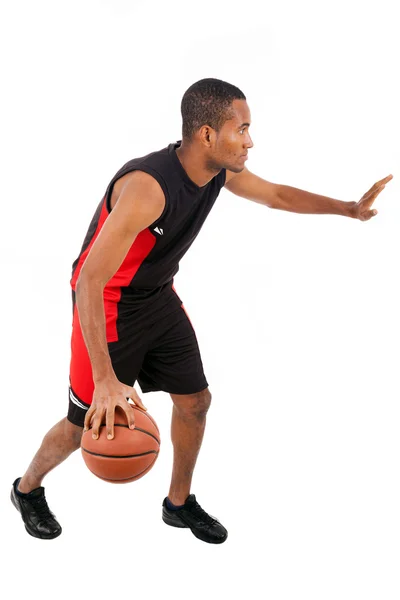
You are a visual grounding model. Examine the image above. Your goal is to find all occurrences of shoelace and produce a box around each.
[29,495,55,521]
[190,501,217,527]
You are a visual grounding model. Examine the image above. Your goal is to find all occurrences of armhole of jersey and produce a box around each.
[105,166,169,226]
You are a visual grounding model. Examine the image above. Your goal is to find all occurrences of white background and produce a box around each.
[1,0,399,598]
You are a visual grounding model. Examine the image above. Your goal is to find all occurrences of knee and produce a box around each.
[173,388,212,420]
[195,388,212,417]
[63,417,83,448]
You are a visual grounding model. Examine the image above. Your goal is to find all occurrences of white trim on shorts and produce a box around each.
[69,387,89,411]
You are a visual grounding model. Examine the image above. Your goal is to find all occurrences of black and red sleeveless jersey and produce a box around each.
[70,140,226,307]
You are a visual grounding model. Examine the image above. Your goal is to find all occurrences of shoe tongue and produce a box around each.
[185,494,196,505]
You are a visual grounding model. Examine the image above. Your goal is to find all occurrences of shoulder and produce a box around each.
[110,169,165,213]
[113,169,165,199]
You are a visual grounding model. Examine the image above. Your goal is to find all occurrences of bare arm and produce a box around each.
[75,170,165,383]
[225,168,392,220]
[273,185,356,217]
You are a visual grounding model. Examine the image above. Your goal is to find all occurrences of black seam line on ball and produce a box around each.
[100,461,157,482]
[82,449,158,459]
[96,424,161,445]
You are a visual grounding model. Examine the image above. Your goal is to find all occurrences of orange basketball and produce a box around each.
[81,405,160,483]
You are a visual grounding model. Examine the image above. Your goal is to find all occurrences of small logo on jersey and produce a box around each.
[154,227,164,235]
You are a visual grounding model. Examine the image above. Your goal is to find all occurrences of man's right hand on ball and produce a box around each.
[83,377,147,441]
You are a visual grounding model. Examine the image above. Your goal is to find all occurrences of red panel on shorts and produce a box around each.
[172,283,193,329]
[69,303,95,405]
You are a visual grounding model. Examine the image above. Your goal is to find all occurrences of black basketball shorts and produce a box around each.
[67,282,208,427]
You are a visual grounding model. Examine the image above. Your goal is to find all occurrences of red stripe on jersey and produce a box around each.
[103,228,156,340]
[70,198,157,342]
[70,198,109,291]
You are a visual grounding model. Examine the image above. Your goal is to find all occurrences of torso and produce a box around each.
[71,141,228,294]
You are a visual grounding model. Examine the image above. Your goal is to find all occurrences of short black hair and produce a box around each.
[181,78,246,141]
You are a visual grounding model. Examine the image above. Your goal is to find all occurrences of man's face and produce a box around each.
[209,99,254,173]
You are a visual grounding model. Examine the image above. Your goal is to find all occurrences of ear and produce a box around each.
[198,125,214,148]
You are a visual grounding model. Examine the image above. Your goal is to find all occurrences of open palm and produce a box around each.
[353,174,393,221]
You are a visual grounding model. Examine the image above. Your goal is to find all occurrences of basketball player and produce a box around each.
[11,78,392,544]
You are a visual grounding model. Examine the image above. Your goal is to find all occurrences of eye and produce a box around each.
[239,128,245,135]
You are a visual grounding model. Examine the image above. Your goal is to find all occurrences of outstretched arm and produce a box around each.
[224,168,393,221]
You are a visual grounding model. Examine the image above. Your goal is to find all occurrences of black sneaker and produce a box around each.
[10,478,62,539]
[162,494,228,544]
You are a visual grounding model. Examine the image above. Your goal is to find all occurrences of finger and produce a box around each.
[363,184,385,207]
[126,387,148,411]
[375,174,393,187]
[91,408,105,440]
[369,183,385,197]
[365,175,391,197]
[84,406,95,431]
[122,404,136,430]
[360,209,377,221]
[106,404,116,440]
[131,394,148,412]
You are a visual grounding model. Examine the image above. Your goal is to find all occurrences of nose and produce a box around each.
[246,133,254,149]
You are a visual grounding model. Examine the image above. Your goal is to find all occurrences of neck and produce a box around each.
[176,140,220,188]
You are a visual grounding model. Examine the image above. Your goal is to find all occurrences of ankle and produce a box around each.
[18,476,42,494]
[168,492,189,506]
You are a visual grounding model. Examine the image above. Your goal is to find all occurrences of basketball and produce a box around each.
[81,405,160,483]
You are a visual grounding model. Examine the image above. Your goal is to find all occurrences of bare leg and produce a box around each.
[18,417,83,493]
[167,388,211,505]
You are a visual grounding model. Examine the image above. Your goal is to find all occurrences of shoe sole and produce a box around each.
[162,512,228,544]
[10,491,62,540]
